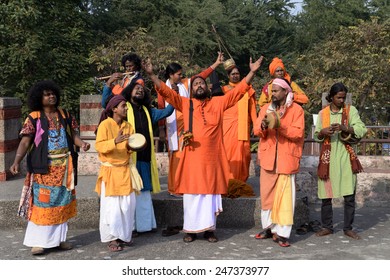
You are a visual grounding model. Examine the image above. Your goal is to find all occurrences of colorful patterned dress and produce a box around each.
[19,112,78,248]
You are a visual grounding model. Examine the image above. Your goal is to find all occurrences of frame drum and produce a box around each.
[266,111,280,129]
[128,133,147,151]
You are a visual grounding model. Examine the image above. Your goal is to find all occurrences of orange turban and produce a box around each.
[269,57,291,82]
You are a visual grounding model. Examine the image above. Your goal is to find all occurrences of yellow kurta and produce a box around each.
[95,117,134,196]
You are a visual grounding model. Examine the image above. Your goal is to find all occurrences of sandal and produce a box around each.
[108,240,123,252]
[118,239,134,247]
[255,229,273,239]
[296,223,311,235]
[183,233,197,243]
[203,231,218,243]
[273,235,290,247]
[309,220,322,233]
[162,226,182,237]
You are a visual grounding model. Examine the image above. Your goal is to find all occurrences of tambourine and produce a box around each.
[340,132,361,145]
[128,133,147,151]
[266,111,280,129]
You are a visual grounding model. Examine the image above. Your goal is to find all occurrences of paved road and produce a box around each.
[1,206,389,260]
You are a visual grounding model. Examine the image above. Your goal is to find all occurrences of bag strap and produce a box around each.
[189,99,193,133]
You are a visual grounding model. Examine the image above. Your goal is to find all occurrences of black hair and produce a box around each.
[121,53,142,71]
[121,81,152,109]
[27,80,61,111]
[227,66,241,76]
[326,82,348,103]
[164,62,182,80]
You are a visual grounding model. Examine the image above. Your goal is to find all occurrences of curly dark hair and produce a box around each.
[326,82,348,103]
[121,53,142,71]
[121,81,152,109]
[27,80,61,111]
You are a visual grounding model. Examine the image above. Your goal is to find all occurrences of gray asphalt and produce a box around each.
[1,176,389,261]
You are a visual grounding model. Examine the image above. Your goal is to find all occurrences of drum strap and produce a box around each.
[189,99,193,133]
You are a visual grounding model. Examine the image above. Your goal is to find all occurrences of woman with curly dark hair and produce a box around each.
[10,80,90,255]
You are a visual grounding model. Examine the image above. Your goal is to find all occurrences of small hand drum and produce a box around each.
[266,111,280,129]
[128,133,147,151]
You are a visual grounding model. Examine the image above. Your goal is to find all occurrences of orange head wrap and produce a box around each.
[269,57,291,82]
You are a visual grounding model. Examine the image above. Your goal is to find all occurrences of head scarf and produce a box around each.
[269,57,291,82]
[272,78,294,108]
[97,95,127,132]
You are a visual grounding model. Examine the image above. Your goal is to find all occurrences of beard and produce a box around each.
[193,87,210,100]
[271,98,281,108]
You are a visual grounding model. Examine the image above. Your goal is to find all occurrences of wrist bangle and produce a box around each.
[340,132,352,141]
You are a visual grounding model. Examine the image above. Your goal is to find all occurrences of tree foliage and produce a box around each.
[295,18,390,125]
[0,0,94,118]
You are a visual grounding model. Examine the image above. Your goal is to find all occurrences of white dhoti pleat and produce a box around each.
[134,191,156,232]
[23,221,68,248]
[183,194,223,233]
[260,175,296,238]
[99,181,136,243]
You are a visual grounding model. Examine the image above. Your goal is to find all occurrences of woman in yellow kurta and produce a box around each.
[222,66,258,182]
[95,95,136,252]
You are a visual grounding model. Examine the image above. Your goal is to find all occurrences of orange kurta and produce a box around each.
[221,83,257,182]
[164,67,215,194]
[253,103,305,208]
[156,79,251,195]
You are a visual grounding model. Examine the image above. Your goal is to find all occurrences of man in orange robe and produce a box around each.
[258,57,308,108]
[222,66,257,183]
[144,54,264,243]
[158,53,225,196]
[253,78,305,247]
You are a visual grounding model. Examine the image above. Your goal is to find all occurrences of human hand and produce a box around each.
[107,72,122,86]
[142,58,154,75]
[9,163,20,175]
[261,114,269,130]
[331,123,348,133]
[81,142,90,152]
[215,51,224,65]
[249,56,264,73]
[115,129,130,144]
[321,126,335,137]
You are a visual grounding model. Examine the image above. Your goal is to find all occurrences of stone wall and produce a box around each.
[0,98,22,181]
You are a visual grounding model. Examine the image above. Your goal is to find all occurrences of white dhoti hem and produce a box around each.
[183,194,223,233]
[23,221,68,248]
[260,177,296,238]
[134,191,156,232]
[99,181,136,243]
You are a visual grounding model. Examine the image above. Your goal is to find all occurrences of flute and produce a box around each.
[95,71,135,81]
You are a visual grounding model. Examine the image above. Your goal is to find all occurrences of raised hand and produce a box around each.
[142,58,154,76]
[249,56,264,73]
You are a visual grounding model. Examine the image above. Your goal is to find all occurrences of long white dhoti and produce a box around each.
[261,174,296,238]
[99,181,136,243]
[134,191,156,232]
[23,222,68,248]
[183,194,223,233]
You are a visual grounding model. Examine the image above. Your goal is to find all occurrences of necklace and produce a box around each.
[45,112,61,138]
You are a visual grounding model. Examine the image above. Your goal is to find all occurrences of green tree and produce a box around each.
[0,0,93,118]
[294,0,371,51]
[295,18,390,125]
